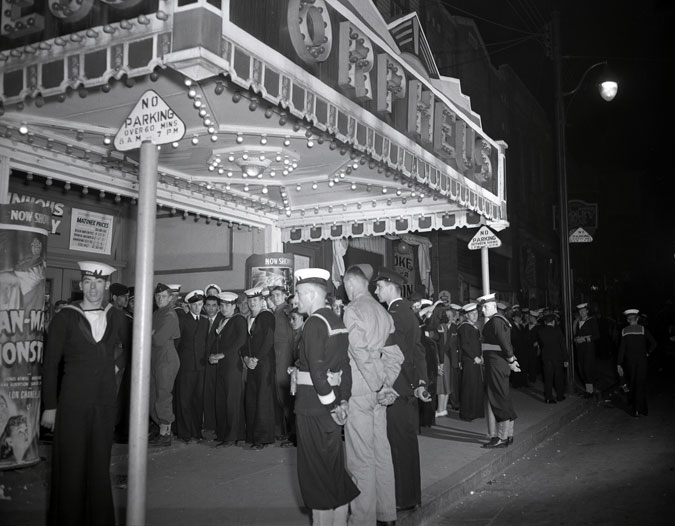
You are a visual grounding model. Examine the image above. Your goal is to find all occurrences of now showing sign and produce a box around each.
[468,225,502,250]
[114,90,185,151]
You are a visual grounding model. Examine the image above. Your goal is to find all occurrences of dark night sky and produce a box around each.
[440,0,675,309]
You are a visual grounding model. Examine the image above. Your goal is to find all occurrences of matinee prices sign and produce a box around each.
[0,202,49,470]
[69,208,114,255]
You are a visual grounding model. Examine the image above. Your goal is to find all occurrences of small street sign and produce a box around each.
[569,227,593,243]
[468,225,502,250]
[114,90,185,151]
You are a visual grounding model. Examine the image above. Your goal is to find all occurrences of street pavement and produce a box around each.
[426,370,675,526]
[0,377,594,526]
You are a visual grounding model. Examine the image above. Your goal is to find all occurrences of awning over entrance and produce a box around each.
[0,0,507,240]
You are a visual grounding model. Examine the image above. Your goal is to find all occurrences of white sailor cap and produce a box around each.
[295,268,330,287]
[185,289,205,303]
[167,284,181,293]
[497,302,507,310]
[419,300,444,320]
[449,303,463,311]
[462,303,477,313]
[477,293,496,304]
[576,303,589,310]
[530,309,542,317]
[512,304,520,310]
[244,286,265,298]
[205,283,222,294]
[623,308,639,316]
[78,261,116,278]
[218,291,239,304]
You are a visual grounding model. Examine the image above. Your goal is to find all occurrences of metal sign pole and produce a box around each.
[126,140,159,526]
[481,246,490,296]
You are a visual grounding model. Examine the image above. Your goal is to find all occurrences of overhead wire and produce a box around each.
[505,0,536,32]
[432,0,538,35]
[516,0,547,31]
[439,33,544,70]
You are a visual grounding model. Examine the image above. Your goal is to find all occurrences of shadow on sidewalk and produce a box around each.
[419,422,486,444]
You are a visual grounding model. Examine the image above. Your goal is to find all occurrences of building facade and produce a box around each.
[1,0,508,303]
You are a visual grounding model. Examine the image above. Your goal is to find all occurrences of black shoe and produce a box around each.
[481,437,500,448]
[396,504,418,512]
[149,433,172,447]
[280,440,295,448]
[483,438,509,449]
[376,521,396,526]
[507,437,514,446]
[250,443,267,451]
[545,399,557,404]
[215,441,235,448]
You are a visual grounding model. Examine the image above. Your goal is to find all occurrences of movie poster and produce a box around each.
[245,253,294,293]
[393,241,416,298]
[0,202,50,470]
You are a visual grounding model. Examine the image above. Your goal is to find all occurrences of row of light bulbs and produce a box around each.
[21,172,269,230]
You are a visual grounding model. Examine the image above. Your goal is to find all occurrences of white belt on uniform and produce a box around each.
[296,370,314,385]
[481,343,502,351]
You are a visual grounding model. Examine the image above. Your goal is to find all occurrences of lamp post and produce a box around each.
[552,11,617,389]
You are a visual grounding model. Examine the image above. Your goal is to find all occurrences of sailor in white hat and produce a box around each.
[477,292,519,449]
[243,285,276,449]
[617,307,657,417]
[205,283,222,298]
[573,302,600,398]
[267,283,294,445]
[41,260,127,525]
[210,291,248,447]
[292,268,359,521]
[203,289,225,439]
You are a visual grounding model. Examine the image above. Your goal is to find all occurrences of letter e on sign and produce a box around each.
[114,89,186,151]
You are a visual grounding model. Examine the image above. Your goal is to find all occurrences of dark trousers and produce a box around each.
[203,363,217,431]
[215,359,246,442]
[626,356,648,414]
[275,376,295,438]
[542,360,565,400]
[175,369,205,439]
[387,396,422,509]
[245,360,276,444]
[49,404,115,526]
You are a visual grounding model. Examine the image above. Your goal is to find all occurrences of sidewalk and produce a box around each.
[0,381,590,526]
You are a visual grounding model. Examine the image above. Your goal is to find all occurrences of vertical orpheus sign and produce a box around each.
[0,202,50,470]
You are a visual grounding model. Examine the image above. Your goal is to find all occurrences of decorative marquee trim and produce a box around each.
[281,210,484,243]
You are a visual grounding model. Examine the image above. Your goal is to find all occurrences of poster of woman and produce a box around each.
[0,202,49,470]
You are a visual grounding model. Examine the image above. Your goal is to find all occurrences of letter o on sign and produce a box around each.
[287,0,333,64]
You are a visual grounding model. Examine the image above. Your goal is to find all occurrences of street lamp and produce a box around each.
[552,11,618,390]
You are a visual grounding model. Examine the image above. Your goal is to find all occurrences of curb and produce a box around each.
[398,396,590,526]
